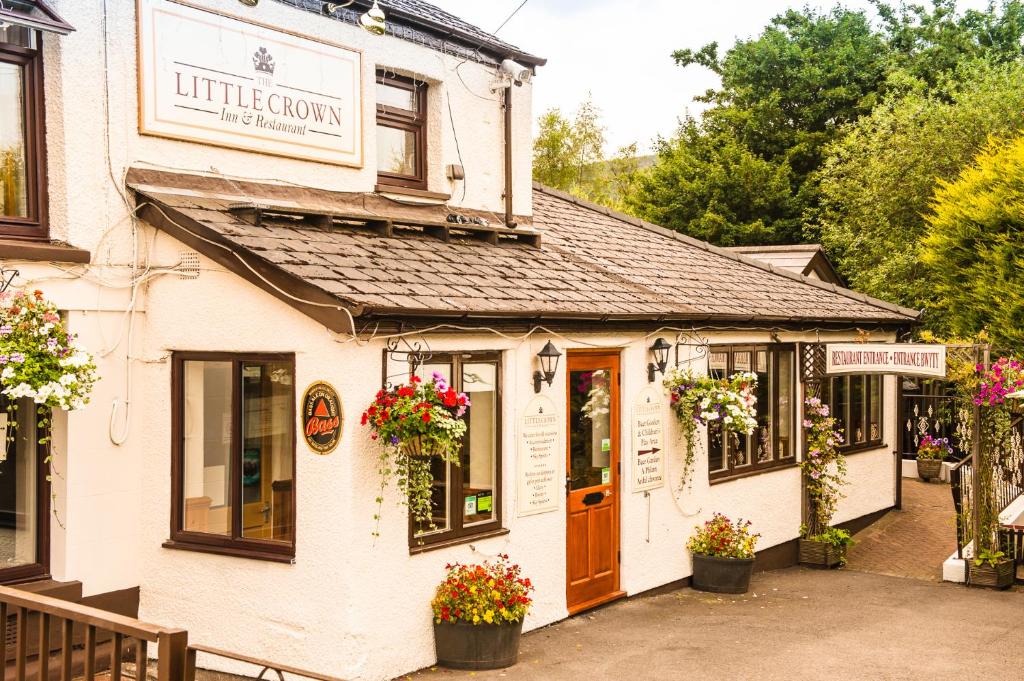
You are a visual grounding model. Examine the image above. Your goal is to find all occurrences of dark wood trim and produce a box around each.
[407,351,504,548]
[821,374,885,453]
[895,375,904,510]
[374,184,450,201]
[168,352,297,562]
[710,460,799,485]
[0,238,89,263]
[753,538,799,572]
[79,587,140,619]
[0,401,51,585]
[375,72,427,191]
[0,39,48,240]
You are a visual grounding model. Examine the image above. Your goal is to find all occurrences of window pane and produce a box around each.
[709,351,728,379]
[850,376,866,444]
[869,375,882,442]
[377,124,417,176]
[0,62,28,218]
[182,361,233,536]
[776,350,794,458]
[753,352,771,463]
[0,25,34,48]
[733,351,752,373]
[708,420,726,472]
[377,81,417,111]
[241,362,294,543]
[832,377,848,444]
[569,368,612,489]
[462,362,496,526]
[0,398,37,567]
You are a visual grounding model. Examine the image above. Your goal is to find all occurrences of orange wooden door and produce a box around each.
[566,352,623,613]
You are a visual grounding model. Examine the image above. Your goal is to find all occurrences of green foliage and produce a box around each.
[801,395,847,536]
[919,135,1024,346]
[974,548,1008,568]
[813,60,1024,319]
[802,526,855,550]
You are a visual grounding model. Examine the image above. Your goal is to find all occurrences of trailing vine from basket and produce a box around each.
[663,368,758,489]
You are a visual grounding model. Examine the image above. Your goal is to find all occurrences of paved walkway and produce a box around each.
[844,478,957,581]
[403,568,1024,681]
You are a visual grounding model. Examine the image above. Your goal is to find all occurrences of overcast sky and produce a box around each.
[428,0,994,153]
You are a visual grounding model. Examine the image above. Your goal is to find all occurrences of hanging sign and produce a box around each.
[301,382,343,454]
[517,394,561,517]
[825,343,946,379]
[632,386,666,492]
[137,0,363,166]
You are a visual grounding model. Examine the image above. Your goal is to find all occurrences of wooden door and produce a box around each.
[566,352,623,613]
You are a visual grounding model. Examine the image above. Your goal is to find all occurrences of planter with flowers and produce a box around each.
[0,289,97,450]
[799,396,850,568]
[362,372,470,536]
[431,554,534,670]
[916,435,952,482]
[687,513,759,594]
[664,368,758,488]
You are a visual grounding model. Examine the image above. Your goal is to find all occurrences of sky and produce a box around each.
[428,0,995,153]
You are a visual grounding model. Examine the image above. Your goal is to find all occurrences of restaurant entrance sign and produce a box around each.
[825,343,947,379]
[137,0,363,167]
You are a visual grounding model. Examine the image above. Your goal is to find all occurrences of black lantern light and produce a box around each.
[647,337,672,383]
[533,341,562,393]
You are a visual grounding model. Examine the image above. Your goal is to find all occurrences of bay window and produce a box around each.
[708,345,797,481]
[409,352,503,550]
[168,353,296,561]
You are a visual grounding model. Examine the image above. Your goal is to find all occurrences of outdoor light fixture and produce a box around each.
[238,0,259,6]
[647,337,671,383]
[533,341,562,393]
[360,0,386,35]
[323,1,355,12]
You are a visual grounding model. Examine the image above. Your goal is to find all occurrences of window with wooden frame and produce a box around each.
[0,395,49,584]
[168,353,296,562]
[376,71,427,190]
[409,353,504,551]
[0,22,48,239]
[821,375,884,452]
[708,344,797,481]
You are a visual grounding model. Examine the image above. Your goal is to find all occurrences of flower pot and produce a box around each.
[968,558,1015,590]
[917,459,943,482]
[690,553,755,594]
[401,434,437,458]
[433,619,524,670]
[799,539,847,569]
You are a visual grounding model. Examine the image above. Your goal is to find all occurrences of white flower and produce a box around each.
[59,373,76,386]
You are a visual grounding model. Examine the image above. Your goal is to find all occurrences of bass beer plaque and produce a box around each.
[302,382,343,454]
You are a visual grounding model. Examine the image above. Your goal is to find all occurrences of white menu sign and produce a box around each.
[517,394,561,517]
[137,0,363,167]
[826,343,947,379]
[632,387,665,492]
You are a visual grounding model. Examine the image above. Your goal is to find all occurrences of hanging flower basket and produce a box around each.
[362,372,470,535]
[0,289,97,453]
[663,368,758,488]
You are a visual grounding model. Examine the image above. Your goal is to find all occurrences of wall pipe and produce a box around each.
[504,85,516,228]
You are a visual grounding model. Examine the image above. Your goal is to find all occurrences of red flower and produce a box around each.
[360,413,368,425]
[410,375,422,383]
[422,412,431,423]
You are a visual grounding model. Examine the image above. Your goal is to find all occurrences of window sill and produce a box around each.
[840,442,888,456]
[162,539,295,564]
[0,238,90,264]
[375,183,451,201]
[710,460,799,485]
[409,527,509,555]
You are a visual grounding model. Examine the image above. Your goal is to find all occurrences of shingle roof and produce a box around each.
[127,169,918,333]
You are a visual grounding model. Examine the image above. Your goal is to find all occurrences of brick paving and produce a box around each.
[844,478,957,582]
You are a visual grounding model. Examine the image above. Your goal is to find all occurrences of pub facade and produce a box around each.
[0,1,918,679]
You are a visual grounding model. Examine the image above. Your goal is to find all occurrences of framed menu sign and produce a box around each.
[632,386,665,492]
[517,394,561,517]
[137,0,363,166]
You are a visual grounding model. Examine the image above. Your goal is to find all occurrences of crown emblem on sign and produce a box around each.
[253,47,275,75]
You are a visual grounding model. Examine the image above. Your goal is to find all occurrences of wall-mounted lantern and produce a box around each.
[533,341,562,393]
[647,337,671,383]
[322,1,386,35]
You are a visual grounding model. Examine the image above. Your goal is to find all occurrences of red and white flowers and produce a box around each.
[431,555,534,625]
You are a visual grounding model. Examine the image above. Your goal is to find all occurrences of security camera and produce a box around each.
[500,59,532,87]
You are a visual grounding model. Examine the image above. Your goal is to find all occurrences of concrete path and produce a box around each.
[403,568,1024,681]
[844,478,957,582]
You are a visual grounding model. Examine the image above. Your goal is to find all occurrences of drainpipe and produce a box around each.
[504,85,516,228]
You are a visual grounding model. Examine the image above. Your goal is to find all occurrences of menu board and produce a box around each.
[632,386,666,492]
[517,394,561,517]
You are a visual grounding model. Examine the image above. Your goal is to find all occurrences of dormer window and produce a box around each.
[376,71,427,191]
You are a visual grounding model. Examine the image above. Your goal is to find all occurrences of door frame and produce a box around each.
[0,404,51,585]
[565,349,624,614]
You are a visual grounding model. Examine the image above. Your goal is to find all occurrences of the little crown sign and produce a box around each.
[302,382,343,454]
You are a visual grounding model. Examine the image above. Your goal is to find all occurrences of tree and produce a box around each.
[812,60,1024,313]
[920,135,1024,345]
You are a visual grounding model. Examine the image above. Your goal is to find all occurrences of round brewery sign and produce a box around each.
[301,382,343,455]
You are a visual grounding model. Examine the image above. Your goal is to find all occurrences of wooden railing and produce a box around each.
[0,584,189,681]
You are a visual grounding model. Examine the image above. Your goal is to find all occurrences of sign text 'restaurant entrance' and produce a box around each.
[825,343,947,379]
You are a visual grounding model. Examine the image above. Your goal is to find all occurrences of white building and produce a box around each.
[0,1,917,680]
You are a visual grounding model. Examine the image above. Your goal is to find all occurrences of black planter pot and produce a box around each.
[691,553,755,594]
[433,619,524,670]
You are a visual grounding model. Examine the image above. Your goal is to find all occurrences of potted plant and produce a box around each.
[799,396,850,568]
[687,513,759,594]
[969,548,1014,589]
[362,372,470,536]
[916,435,951,482]
[431,554,534,670]
[664,368,758,488]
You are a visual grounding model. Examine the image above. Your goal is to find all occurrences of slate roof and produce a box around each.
[127,169,918,334]
[725,244,845,286]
